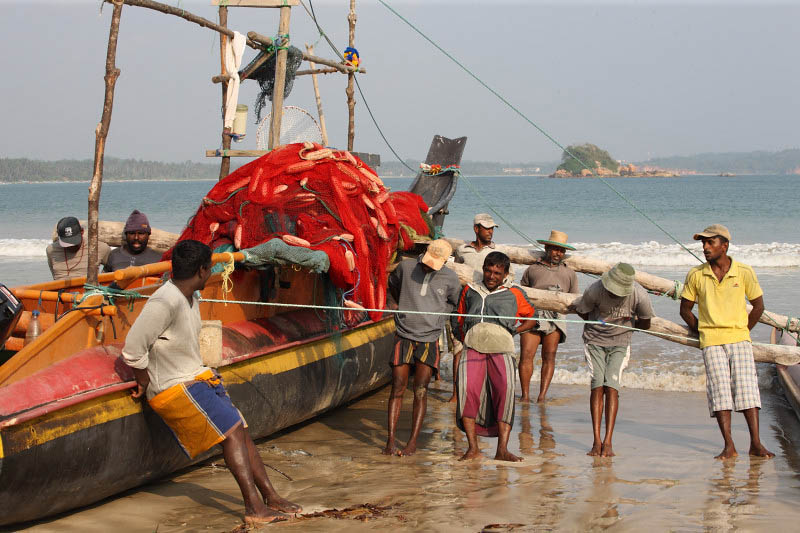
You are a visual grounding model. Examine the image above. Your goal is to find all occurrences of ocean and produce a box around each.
[1,174,798,394]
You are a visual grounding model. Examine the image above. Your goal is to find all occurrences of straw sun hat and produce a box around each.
[536,230,575,251]
[601,263,636,297]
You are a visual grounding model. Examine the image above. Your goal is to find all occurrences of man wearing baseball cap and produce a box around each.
[679,224,774,459]
[46,216,111,280]
[573,262,654,457]
[454,213,499,272]
[383,239,462,456]
[105,210,163,272]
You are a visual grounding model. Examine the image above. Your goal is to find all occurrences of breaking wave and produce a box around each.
[0,239,50,259]
[540,241,800,268]
[549,367,706,393]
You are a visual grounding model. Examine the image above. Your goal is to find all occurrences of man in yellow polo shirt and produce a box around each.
[679,224,774,460]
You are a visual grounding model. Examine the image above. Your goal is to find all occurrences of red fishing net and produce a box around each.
[169,143,432,320]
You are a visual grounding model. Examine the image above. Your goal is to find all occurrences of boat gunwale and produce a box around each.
[0,316,390,430]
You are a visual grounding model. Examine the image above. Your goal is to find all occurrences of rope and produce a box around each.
[198,296,702,344]
[219,253,236,305]
[375,0,704,264]
[82,284,146,311]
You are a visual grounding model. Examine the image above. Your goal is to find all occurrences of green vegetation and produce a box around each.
[636,149,800,174]
[0,157,235,183]
[557,144,619,174]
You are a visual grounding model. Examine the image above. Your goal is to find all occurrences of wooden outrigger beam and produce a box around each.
[447,262,800,366]
[444,238,800,334]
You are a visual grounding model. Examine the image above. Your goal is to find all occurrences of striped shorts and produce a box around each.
[390,335,441,377]
[702,341,761,417]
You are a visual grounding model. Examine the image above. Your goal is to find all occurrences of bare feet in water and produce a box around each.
[715,446,738,460]
[536,395,546,404]
[266,496,302,514]
[398,442,417,456]
[382,441,398,456]
[600,443,615,457]
[749,443,775,458]
[587,443,602,456]
[244,508,288,526]
[495,449,523,462]
[519,395,532,403]
[459,448,482,461]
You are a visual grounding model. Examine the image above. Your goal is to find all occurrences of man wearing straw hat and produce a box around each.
[574,263,654,457]
[383,239,462,456]
[679,224,774,460]
[519,230,579,403]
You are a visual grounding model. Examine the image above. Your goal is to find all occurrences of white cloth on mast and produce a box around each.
[223,31,246,130]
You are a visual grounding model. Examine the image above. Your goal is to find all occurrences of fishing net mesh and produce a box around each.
[246,45,305,123]
[167,143,432,321]
[256,106,324,149]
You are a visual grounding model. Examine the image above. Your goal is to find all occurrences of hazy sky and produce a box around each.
[1,0,798,163]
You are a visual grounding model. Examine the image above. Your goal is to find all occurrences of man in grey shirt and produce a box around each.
[573,263,653,458]
[383,239,461,456]
[105,210,163,272]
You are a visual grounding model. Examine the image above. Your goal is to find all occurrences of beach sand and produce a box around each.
[16,368,800,532]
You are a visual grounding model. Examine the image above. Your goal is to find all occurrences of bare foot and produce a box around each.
[382,441,398,456]
[495,449,523,462]
[715,446,738,460]
[600,443,615,457]
[244,508,288,526]
[266,495,302,514]
[398,442,417,456]
[519,395,532,403]
[448,394,457,404]
[536,395,546,404]
[459,448,482,461]
[587,443,602,456]
[749,443,775,458]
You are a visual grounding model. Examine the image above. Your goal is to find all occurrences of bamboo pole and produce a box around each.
[305,44,329,146]
[268,6,292,150]
[88,1,124,286]
[296,67,339,76]
[218,6,232,180]
[446,262,800,365]
[443,238,800,333]
[346,0,356,151]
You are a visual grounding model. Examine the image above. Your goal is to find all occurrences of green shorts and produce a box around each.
[584,344,630,391]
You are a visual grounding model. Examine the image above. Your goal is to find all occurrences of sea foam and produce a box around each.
[0,239,50,259]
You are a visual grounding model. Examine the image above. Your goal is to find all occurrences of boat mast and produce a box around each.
[346,0,357,151]
[87,1,124,285]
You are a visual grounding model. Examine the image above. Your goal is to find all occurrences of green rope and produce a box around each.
[203,186,246,206]
[375,0,703,264]
[82,284,147,311]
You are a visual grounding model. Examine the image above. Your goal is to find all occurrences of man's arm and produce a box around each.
[131,367,150,399]
[634,318,651,331]
[747,295,764,331]
[516,318,537,335]
[679,297,698,333]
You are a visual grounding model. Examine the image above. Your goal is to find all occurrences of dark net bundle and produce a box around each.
[168,143,433,321]
[245,45,305,122]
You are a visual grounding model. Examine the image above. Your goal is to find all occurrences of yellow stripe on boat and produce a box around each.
[0,320,393,455]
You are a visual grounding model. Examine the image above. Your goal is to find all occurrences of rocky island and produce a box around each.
[550,143,677,178]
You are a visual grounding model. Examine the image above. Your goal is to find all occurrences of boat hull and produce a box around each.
[0,318,394,526]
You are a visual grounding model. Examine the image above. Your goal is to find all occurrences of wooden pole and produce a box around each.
[88,1,124,286]
[268,7,292,150]
[218,6,231,179]
[447,262,800,365]
[306,44,329,146]
[443,237,800,333]
[346,0,356,151]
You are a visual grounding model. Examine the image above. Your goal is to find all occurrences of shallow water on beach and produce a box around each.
[19,369,800,532]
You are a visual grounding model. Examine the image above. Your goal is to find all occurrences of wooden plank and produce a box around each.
[269,6,292,149]
[206,149,269,157]
[211,0,299,7]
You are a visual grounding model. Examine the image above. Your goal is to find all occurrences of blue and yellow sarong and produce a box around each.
[149,369,245,458]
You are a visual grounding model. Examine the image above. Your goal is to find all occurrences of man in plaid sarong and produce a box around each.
[680,224,774,459]
[452,252,536,461]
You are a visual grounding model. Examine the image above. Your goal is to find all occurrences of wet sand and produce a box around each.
[17,367,800,532]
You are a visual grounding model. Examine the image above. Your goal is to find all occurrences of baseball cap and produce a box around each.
[421,239,453,271]
[56,217,82,247]
[693,224,731,241]
[473,213,498,229]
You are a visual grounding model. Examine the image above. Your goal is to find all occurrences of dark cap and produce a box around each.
[124,210,152,234]
[56,216,82,247]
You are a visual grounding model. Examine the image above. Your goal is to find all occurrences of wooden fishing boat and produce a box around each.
[0,135,465,527]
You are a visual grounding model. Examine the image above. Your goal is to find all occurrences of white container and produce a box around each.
[232,104,248,140]
[24,310,41,346]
